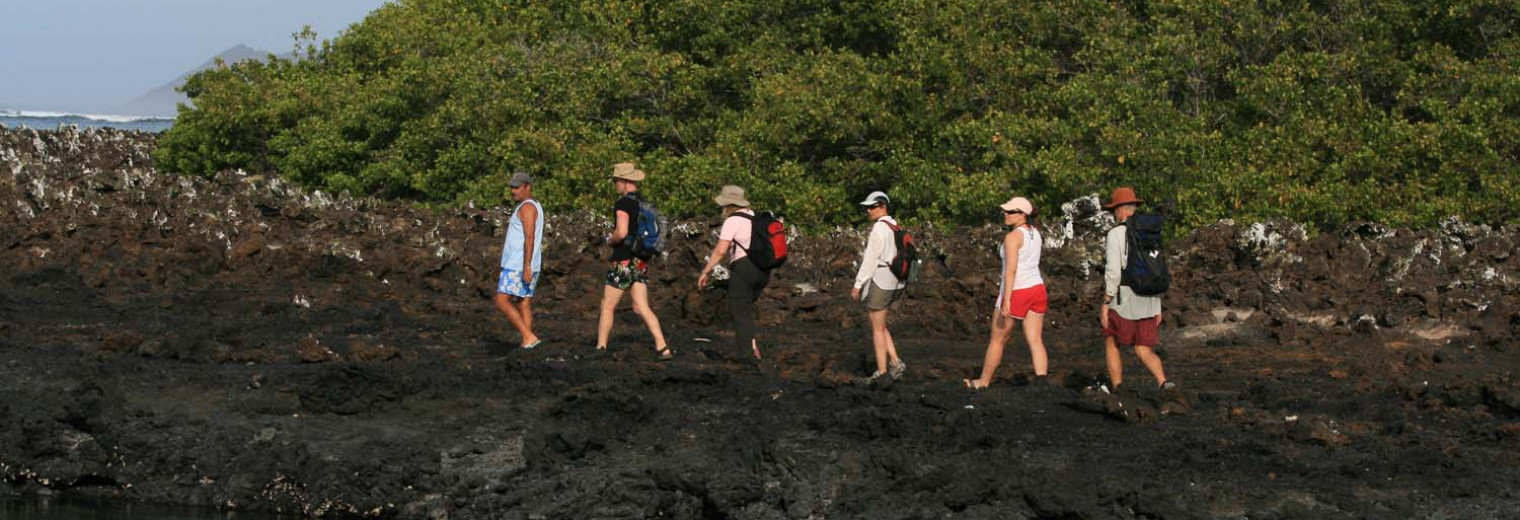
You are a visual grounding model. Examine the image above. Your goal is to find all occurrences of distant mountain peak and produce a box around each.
[120,44,278,117]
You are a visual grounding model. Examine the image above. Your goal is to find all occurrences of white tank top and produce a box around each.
[1011,225,1043,290]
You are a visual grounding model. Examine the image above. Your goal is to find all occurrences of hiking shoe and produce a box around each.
[1160,381,1189,415]
[888,359,907,380]
[858,371,887,387]
[1079,383,1133,422]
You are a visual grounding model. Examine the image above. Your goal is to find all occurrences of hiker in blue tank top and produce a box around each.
[494,172,544,350]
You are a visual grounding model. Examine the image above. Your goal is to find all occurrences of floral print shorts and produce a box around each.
[604,259,650,290]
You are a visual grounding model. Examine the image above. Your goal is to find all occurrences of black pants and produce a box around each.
[727,258,770,351]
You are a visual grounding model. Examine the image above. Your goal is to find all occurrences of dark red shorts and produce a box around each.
[1001,284,1048,319]
[1105,309,1160,347]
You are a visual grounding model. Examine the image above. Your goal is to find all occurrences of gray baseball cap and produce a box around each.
[508,171,534,188]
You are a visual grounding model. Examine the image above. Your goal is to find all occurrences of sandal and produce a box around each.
[654,346,674,361]
[964,379,988,391]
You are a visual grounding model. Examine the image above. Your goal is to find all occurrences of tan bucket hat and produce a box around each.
[611,162,646,182]
[713,185,750,207]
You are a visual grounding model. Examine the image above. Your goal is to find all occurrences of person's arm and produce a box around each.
[606,206,630,245]
[1001,231,1022,309]
[1104,227,1123,298]
[852,221,886,300]
[698,239,731,289]
[701,215,744,289]
[519,203,538,282]
[1102,227,1123,327]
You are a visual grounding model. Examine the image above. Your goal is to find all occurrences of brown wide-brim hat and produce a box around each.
[1104,187,1143,209]
[611,162,646,182]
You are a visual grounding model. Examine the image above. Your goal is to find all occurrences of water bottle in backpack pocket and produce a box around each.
[1120,214,1170,296]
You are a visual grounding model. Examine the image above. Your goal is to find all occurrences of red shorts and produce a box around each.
[1001,284,1048,319]
[1105,309,1161,347]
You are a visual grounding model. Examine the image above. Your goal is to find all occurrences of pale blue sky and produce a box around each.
[0,0,391,113]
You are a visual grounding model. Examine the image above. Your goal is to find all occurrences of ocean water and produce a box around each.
[1,496,288,520]
[0,110,174,133]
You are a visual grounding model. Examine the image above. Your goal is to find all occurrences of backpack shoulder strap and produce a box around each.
[1115,223,1134,304]
[728,212,757,252]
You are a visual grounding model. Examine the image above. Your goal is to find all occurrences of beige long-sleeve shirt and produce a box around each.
[1105,225,1162,320]
[854,216,905,291]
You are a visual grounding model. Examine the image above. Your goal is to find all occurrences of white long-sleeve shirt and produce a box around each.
[854,216,905,291]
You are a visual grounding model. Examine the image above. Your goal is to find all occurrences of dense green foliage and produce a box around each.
[157,0,1520,230]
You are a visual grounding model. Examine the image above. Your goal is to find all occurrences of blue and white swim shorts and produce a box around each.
[497,268,538,298]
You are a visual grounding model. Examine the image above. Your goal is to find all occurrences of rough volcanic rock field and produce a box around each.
[2,127,1519,519]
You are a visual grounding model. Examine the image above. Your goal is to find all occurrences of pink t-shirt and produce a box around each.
[718,209,754,261]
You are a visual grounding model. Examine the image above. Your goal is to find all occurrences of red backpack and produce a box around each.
[884,221,921,283]
[736,212,788,271]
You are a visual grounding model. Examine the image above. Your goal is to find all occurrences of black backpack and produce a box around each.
[1120,214,1170,296]
[735,212,788,271]
[884,221,922,284]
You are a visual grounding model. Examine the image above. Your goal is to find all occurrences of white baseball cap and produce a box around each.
[858,191,890,206]
[999,196,1033,214]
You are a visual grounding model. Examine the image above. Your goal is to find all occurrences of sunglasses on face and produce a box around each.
[1004,209,1023,215]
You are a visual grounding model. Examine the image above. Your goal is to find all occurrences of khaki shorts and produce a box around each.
[862,281,901,311]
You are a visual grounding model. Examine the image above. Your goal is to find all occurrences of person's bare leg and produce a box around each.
[519,297,534,332]
[495,293,533,344]
[868,309,890,374]
[883,313,901,365]
[515,297,539,346]
[1023,312,1048,376]
[1104,336,1124,388]
[1134,345,1167,386]
[975,312,1014,386]
[596,286,624,349]
[492,292,517,321]
[629,283,668,351]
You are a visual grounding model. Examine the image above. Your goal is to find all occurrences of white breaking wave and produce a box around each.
[0,110,174,122]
